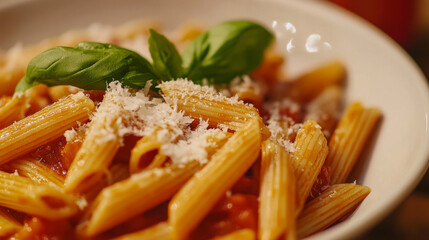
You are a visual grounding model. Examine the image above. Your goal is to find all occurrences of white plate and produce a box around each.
[1,0,429,239]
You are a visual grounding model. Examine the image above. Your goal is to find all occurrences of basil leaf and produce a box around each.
[148,29,183,81]
[15,42,158,93]
[182,20,274,84]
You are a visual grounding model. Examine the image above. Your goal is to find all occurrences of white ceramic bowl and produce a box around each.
[1,0,429,239]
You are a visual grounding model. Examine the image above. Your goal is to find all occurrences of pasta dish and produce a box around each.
[0,19,380,240]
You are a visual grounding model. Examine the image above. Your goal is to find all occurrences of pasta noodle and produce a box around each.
[0,93,94,165]
[113,222,171,240]
[0,171,79,220]
[297,184,371,238]
[0,20,381,240]
[211,229,256,240]
[0,208,22,237]
[290,120,328,215]
[160,79,270,139]
[259,140,296,240]
[64,93,122,193]
[0,95,26,129]
[129,132,168,174]
[1,157,64,187]
[169,118,261,239]
[325,102,381,184]
[285,61,346,102]
[78,160,202,237]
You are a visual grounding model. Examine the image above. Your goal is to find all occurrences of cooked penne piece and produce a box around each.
[229,76,267,109]
[129,133,168,174]
[287,61,345,102]
[48,85,81,102]
[0,171,79,219]
[211,229,256,240]
[291,120,328,215]
[78,161,201,237]
[113,222,171,240]
[160,79,270,138]
[251,47,285,85]
[84,163,130,201]
[259,140,296,240]
[64,94,121,193]
[0,208,22,237]
[61,131,84,170]
[0,93,94,165]
[168,118,261,240]
[0,94,26,129]
[297,184,371,238]
[325,102,381,184]
[304,85,342,138]
[1,157,64,187]
[23,84,51,115]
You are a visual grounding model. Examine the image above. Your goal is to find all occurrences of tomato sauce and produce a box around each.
[190,194,258,240]
[309,165,332,200]
[12,217,74,240]
[31,137,68,176]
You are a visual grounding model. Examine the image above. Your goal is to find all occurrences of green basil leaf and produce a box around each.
[15,42,158,93]
[182,20,274,84]
[148,29,183,81]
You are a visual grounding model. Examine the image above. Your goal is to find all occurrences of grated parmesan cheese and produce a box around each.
[65,80,224,165]
[161,78,244,106]
[264,99,302,153]
[229,75,264,96]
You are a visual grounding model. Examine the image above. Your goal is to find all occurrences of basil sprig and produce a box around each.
[182,20,274,84]
[148,29,183,81]
[15,42,158,92]
[15,20,273,93]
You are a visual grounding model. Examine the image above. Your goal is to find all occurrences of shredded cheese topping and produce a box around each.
[65,80,226,165]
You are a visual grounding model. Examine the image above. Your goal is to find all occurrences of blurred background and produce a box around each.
[326,0,429,239]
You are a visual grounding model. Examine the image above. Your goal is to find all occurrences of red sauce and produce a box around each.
[31,137,68,176]
[12,217,74,240]
[309,165,331,200]
[279,106,301,124]
[101,202,168,238]
[191,194,258,240]
[114,135,140,163]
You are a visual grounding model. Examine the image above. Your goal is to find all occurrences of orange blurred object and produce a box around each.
[329,0,416,47]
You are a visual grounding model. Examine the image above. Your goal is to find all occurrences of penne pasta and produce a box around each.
[23,84,51,115]
[259,140,296,240]
[286,61,345,102]
[0,94,26,129]
[168,118,261,240]
[78,160,201,237]
[0,171,79,220]
[113,222,171,240]
[304,85,343,138]
[84,163,130,201]
[0,208,22,238]
[64,94,121,193]
[1,157,64,187]
[48,85,81,102]
[229,76,267,109]
[297,184,371,238]
[0,93,94,165]
[211,229,256,240]
[160,79,270,139]
[325,102,381,184]
[129,132,168,174]
[0,19,382,239]
[291,120,328,215]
